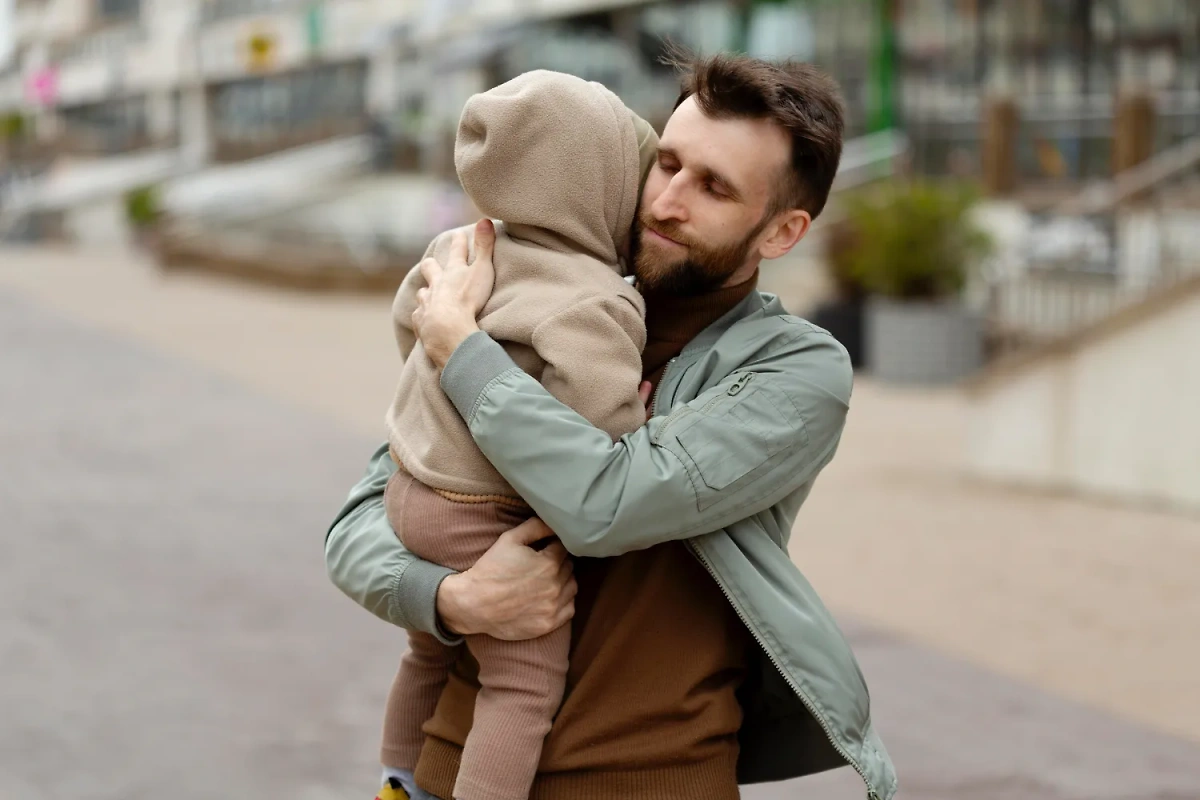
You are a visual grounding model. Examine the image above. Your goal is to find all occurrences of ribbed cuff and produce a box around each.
[392,559,462,647]
[440,330,521,425]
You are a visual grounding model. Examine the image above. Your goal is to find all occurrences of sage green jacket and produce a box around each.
[325,290,897,800]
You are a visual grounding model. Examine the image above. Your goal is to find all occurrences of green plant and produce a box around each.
[125,184,163,228]
[1,112,27,140]
[822,216,868,301]
[839,180,992,301]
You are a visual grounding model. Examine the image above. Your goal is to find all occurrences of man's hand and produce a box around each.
[412,218,497,368]
[638,380,653,421]
[436,517,577,641]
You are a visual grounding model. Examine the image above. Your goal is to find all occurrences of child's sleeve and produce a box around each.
[530,290,648,442]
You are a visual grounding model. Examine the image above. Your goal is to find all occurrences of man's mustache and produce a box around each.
[638,215,693,249]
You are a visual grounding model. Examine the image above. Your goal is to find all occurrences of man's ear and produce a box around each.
[758,209,811,260]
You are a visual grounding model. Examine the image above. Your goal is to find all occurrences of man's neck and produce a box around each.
[721,259,761,290]
[640,271,759,385]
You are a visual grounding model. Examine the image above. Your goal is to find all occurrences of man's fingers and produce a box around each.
[554,559,574,590]
[449,229,469,266]
[416,287,429,306]
[472,219,496,262]
[541,539,570,567]
[633,381,652,407]
[558,571,578,602]
[553,599,576,629]
[502,516,555,547]
[418,257,442,288]
[465,220,497,313]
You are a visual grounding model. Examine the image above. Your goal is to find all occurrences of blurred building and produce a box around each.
[3,0,1199,176]
[888,0,1200,187]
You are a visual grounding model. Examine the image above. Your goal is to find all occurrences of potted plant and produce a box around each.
[2,112,28,161]
[124,184,165,251]
[840,180,992,384]
[809,215,870,368]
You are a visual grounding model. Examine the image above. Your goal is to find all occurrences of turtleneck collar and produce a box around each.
[640,271,759,383]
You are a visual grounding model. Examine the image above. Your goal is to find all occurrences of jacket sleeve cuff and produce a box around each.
[440,330,522,424]
[392,559,463,646]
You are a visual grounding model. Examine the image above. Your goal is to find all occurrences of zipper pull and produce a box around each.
[727,372,754,396]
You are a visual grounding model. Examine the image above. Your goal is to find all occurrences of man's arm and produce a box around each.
[438,324,851,558]
[325,444,460,641]
[325,444,576,640]
[410,220,852,559]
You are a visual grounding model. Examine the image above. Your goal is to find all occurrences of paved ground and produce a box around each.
[3,247,1200,799]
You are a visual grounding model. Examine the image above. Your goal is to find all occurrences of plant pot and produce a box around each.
[865,296,982,385]
[809,296,866,369]
[132,223,164,255]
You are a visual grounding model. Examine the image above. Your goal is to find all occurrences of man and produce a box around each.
[327,52,897,800]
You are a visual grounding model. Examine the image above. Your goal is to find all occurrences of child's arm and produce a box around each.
[530,289,647,442]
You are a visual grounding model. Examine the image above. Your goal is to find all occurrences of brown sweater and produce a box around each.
[415,274,758,800]
[387,71,660,497]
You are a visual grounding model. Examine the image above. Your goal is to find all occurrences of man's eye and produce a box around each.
[704,183,724,198]
[658,160,679,174]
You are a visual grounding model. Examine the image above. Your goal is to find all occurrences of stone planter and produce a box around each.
[809,296,867,369]
[866,296,982,384]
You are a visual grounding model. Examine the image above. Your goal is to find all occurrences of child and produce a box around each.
[378,70,658,800]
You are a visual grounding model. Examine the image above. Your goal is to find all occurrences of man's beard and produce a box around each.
[630,211,769,295]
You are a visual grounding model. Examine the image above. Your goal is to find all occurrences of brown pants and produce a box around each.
[381,469,570,800]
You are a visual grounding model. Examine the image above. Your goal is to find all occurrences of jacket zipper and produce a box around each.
[648,357,675,417]
[688,540,879,800]
[654,370,755,440]
[652,363,877,799]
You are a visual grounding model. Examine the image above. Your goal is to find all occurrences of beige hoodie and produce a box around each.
[386,70,659,498]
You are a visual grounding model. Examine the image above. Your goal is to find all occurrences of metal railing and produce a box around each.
[986,133,1200,354]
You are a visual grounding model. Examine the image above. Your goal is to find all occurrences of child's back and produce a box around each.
[388,70,658,499]
[377,71,659,800]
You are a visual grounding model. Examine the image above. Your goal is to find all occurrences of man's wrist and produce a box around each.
[430,321,481,369]
[435,572,478,636]
[440,330,519,426]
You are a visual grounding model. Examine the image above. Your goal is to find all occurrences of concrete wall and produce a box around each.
[62,194,131,245]
[966,289,1200,512]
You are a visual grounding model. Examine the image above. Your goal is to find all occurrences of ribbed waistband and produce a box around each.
[414,736,741,800]
[388,446,530,512]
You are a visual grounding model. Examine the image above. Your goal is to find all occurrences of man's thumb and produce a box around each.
[503,516,553,547]
[473,218,496,259]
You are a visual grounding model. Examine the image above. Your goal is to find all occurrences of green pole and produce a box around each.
[733,0,794,54]
[868,0,897,133]
[306,4,323,57]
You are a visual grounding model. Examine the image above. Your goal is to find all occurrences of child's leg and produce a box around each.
[382,469,540,799]
[380,470,463,774]
[380,631,460,771]
[452,625,571,800]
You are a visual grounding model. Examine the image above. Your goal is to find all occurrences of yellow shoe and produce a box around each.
[375,778,409,800]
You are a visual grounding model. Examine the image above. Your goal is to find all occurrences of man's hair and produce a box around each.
[664,47,845,219]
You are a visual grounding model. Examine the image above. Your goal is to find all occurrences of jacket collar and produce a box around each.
[682,290,781,356]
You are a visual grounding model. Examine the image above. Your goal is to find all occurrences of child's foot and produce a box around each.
[375,778,409,800]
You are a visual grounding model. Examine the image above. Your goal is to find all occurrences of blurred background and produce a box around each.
[2,1,1199,799]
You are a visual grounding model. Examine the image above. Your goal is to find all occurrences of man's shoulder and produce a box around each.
[724,307,852,401]
[732,302,847,355]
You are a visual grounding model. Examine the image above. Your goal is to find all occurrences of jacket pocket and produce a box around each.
[674,373,809,505]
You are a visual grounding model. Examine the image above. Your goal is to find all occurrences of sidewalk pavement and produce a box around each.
[3,247,1199,799]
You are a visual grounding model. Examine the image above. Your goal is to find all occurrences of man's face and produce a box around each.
[630,96,797,295]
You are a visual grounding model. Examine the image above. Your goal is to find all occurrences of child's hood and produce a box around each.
[454,70,658,263]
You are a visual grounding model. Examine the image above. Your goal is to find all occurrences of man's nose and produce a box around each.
[650,176,690,224]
